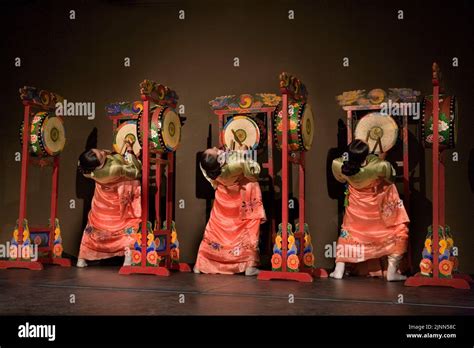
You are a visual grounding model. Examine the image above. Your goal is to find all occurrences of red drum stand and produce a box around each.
[405,63,471,289]
[258,73,328,282]
[0,87,71,271]
[115,80,191,276]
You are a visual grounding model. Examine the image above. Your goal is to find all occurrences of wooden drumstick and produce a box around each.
[375,136,383,154]
[120,134,136,155]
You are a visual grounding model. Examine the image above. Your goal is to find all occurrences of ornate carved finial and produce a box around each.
[278,72,308,102]
[139,79,178,108]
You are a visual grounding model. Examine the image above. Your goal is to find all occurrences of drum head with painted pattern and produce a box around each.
[41,115,66,156]
[113,120,141,156]
[161,108,181,151]
[354,112,398,154]
[223,115,260,150]
[301,103,314,150]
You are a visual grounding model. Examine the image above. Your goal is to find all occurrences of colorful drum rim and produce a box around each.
[421,94,457,150]
[20,111,66,157]
[135,104,157,146]
[273,101,314,151]
[223,115,261,150]
[138,105,181,152]
[113,120,141,156]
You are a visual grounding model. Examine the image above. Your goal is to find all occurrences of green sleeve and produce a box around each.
[377,160,396,183]
[120,153,142,180]
[332,157,346,183]
[241,160,260,182]
[91,154,141,183]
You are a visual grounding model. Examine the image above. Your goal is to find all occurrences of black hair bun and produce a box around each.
[206,168,221,180]
[78,149,101,174]
[200,151,222,180]
[341,160,361,176]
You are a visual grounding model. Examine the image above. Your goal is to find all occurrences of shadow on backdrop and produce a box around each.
[75,127,97,234]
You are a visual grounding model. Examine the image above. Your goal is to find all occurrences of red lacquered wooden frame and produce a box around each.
[0,94,71,271]
[118,86,190,276]
[405,63,471,289]
[257,88,327,283]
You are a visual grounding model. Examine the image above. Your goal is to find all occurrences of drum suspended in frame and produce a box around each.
[273,102,314,152]
[138,105,182,152]
[223,115,261,150]
[20,111,66,157]
[421,95,457,150]
[354,112,398,154]
[113,120,141,156]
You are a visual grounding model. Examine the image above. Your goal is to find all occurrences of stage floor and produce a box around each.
[0,266,473,315]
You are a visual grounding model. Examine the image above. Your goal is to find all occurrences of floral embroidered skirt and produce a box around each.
[195,181,265,274]
[336,182,409,264]
[78,180,141,261]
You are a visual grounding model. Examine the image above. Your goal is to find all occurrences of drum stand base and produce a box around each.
[0,260,44,271]
[258,270,314,283]
[405,273,471,289]
[118,263,191,276]
[0,257,71,270]
[257,266,328,282]
[119,265,171,276]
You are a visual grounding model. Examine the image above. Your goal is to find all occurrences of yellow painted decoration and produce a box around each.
[439,239,447,255]
[147,232,154,247]
[259,93,281,106]
[13,227,19,242]
[239,94,253,109]
[304,234,311,247]
[275,235,282,249]
[424,238,432,254]
[446,237,454,248]
[288,235,295,249]
[23,224,30,242]
[54,227,60,241]
[171,231,177,244]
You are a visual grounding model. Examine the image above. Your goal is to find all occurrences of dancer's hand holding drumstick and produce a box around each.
[121,134,136,155]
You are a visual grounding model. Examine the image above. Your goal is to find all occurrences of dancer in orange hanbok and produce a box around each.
[194,146,266,276]
[330,139,409,281]
[76,140,141,268]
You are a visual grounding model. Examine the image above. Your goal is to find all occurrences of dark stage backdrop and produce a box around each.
[0,0,473,272]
